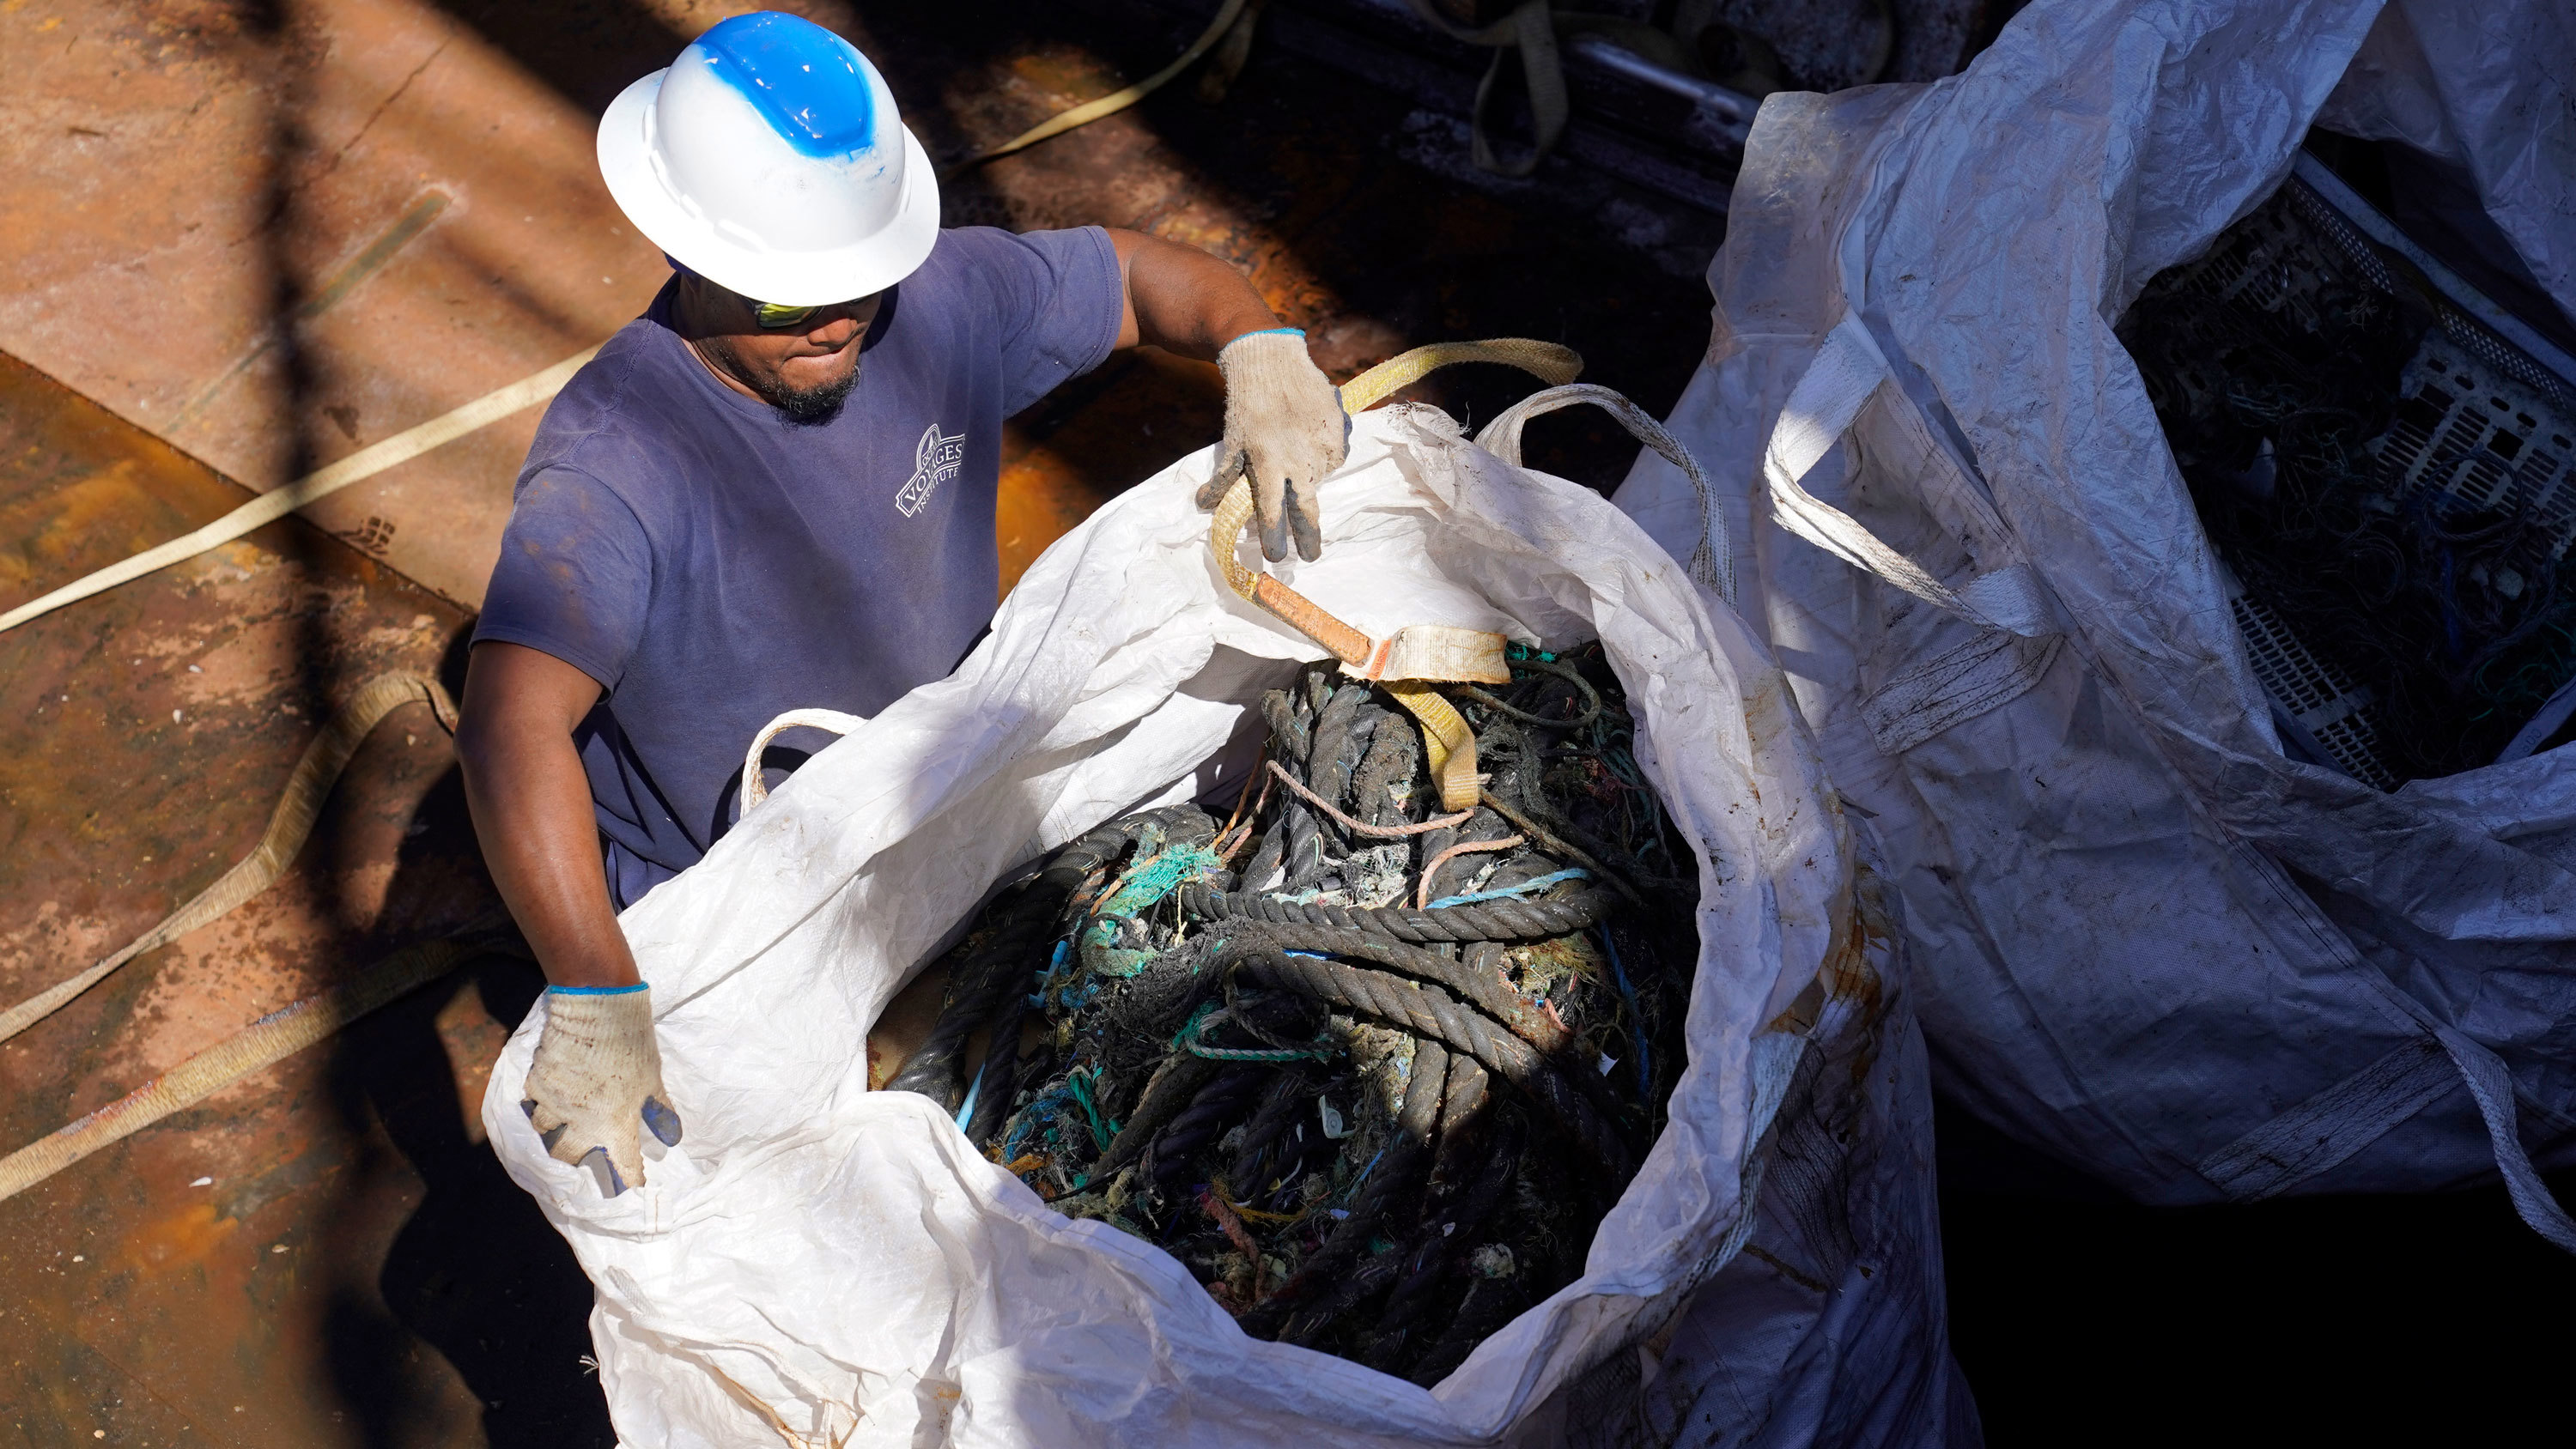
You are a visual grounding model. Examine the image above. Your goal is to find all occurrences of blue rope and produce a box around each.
[1001,1094,1052,1162]
[1004,1069,1094,1163]
[1173,1003,1333,1063]
[1426,867,1589,909]
[1066,1065,1118,1150]
[1170,1000,1220,1046]
[1598,928,1650,1098]
[1081,841,1225,978]
[1030,937,1073,1008]
[1337,1145,1386,1206]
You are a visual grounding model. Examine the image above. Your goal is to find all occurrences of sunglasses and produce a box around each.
[665,258,860,330]
[753,300,823,330]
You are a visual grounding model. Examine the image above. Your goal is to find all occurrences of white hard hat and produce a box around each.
[597,11,939,306]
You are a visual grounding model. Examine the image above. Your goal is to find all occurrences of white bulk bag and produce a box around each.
[1614,0,2576,1240]
[484,404,1971,1446]
[2316,0,2576,328]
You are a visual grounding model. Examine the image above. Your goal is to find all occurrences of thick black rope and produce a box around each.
[1143,1064,1270,1191]
[1365,1101,1522,1367]
[1226,1062,1324,1192]
[1241,1040,1451,1342]
[1224,946,1631,1180]
[1259,687,1310,766]
[884,818,1144,1104]
[1406,1273,1530,1386]
[1214,919,1566,1054]
[890,805,1225,1107]
[963,985,1031,1145]
[1093,1054,1220,1179]
[1347,705,1413,828]
[881,913,1050,1110]
[1177,880,1614,944]
[1303,683,1372,853]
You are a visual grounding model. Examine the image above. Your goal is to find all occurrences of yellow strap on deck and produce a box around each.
[0,671,459,1045]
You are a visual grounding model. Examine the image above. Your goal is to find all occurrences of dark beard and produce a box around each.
[760,359,860,425]
[696,336,861,424]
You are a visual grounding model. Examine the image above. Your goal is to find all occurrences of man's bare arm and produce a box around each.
[455,641,639,989]
[1105,227,1282,359]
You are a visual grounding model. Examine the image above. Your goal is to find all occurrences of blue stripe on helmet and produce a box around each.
[695,12,878,158]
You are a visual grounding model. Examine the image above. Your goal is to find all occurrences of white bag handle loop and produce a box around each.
[1476,382,1736,603]
[738,708,867,820]
[2433,1027,2576,1252]
[1761,314,2052,638]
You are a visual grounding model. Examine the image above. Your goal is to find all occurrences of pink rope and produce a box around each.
[1415,834,1525,910]
[1217,755,1279,863]
[1266,760,1471,840]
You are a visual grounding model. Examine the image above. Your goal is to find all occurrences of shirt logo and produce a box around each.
[896,422,967,518]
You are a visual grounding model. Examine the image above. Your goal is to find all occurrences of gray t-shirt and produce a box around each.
[475,226,1124,904]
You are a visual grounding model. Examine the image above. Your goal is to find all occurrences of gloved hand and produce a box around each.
[1195,328,1349,562]
[521,983,683,1197]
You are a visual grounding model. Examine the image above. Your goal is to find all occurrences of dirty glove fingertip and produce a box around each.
[1194,448,1248,512]
[1290,503,1322,563]
[643,1095,684,1148]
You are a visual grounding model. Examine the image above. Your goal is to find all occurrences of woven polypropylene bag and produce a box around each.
[1615,0,2576,1241]
[484,405,1971,1446]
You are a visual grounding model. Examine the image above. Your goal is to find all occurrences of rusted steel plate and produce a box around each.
[0,0,662,608]
[0,349,605,1444]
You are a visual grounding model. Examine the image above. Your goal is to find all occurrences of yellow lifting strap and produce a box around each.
[0,671,459,1046]
[1208,338,1583,810]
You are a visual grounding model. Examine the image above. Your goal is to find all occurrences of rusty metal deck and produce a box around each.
[0,350,595,1441]
[1,1,1722,1442]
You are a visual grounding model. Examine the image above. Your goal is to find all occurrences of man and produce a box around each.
[453,12,1348,1195]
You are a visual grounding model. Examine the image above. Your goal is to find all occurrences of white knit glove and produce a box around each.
[1196,328,1349,562]
[521,985,683,1197]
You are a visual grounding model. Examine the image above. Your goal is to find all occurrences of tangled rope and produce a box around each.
[884,645,1697,1379]
[1177,880,1615,943]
